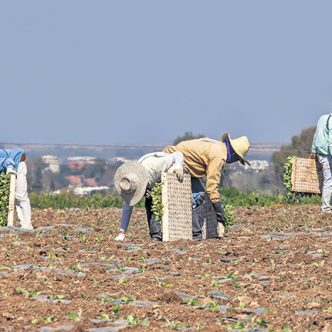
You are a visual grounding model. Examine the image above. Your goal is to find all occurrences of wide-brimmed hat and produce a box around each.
[114,161,149,206]
[221,133,251,166]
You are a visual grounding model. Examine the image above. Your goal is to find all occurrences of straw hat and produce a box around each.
[114,161,149,206]
[221,133,251,166]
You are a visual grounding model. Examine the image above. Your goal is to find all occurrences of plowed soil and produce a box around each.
[0,205,331,331]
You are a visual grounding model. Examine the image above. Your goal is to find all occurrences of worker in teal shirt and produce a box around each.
[312,114,332,212]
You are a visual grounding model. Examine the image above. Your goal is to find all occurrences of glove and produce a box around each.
[145,188,152,199]
[6,167,16,175]
[173,169,184,183]
[212,201,226,227]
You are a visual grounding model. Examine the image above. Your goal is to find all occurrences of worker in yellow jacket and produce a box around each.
[164,133,250,239]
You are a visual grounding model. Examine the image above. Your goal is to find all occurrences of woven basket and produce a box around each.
[161,172,192,242]
[291,157,322,194]
[195,197,221,239]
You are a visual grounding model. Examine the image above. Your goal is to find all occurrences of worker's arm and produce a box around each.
[115,203,133,241]
[205,157,222,202]
[327,116,332,155]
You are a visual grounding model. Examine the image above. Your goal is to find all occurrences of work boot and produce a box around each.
[193,233,202,241]
[151,237,162,242]
[148,220,162,241]
[20,225,34,231]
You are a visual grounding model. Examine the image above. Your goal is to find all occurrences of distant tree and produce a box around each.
[83,159,107,180]
[221,163,282,194]
[272,126,316,180]
[42,168,69,192]
[26,158,47,193]
[173,131,205,145]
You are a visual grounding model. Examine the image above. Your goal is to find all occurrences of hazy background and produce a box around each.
[1,0,332,145]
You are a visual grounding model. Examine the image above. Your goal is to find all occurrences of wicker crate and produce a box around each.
[161,172,192,242]
[195,197,224,239]
[291,157,322,194]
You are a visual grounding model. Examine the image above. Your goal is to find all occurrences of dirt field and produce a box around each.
[0,205,331,331]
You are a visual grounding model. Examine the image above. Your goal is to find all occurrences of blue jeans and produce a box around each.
[318,155,332,211]
[191,178,205,239]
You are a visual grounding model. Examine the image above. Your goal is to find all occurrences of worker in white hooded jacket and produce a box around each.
[114,151,184,241]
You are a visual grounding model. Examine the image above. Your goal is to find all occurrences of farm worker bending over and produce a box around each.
[0,148,33,230]
[311,113,332,212]
[164,133,251,239]
[114,151,184,241]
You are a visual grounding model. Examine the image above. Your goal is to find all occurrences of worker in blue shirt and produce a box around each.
[0,148,33,230]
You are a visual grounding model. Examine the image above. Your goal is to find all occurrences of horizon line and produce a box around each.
[1,141,285,149]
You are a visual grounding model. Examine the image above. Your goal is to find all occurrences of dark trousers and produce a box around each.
[192,210,202,240]
[145,196,162,240]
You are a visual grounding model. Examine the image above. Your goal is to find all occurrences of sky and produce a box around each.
[1,1,332,146]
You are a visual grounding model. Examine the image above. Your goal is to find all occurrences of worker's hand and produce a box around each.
[173,169,184,183]
[212,201,226,227]
[6,167,16,175]
[309,153,316,159]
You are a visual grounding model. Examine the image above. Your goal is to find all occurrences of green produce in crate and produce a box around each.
[0,172,10,227]
[151,182,163,222]
[283,156,295,193]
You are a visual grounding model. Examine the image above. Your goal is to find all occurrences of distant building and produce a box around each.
[84,177,97,187]
[224,159,281,194]
[243,160,270,172]
[66,175,82,186]
[73,186,109,196]
[41,155,60,173]
[67,156,96,170]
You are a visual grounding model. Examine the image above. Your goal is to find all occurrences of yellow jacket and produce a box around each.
[164,138,227,202]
